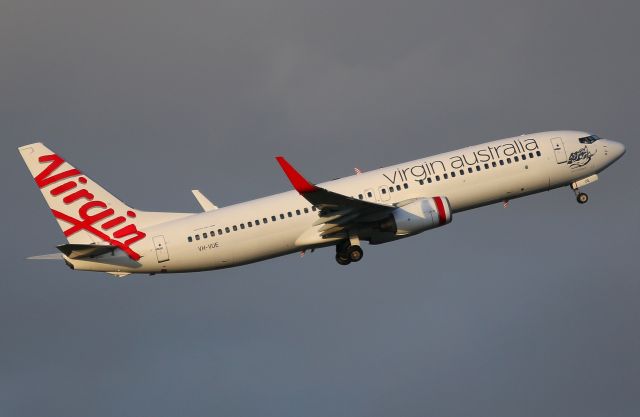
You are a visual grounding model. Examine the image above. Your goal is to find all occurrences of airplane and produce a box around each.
[18,130,625,277]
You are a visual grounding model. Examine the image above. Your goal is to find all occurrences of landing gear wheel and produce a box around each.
[577,192,589,204]
[347,245,363,262]
[335,253,351,266]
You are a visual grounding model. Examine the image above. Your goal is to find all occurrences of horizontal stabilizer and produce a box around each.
[56,243,119,259]
[27,253,64,260]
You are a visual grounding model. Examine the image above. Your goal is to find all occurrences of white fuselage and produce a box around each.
[66,130,625,274]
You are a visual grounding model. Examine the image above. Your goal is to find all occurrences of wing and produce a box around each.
[275,156,395,238]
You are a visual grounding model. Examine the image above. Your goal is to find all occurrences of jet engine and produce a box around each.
[370,197,452,243]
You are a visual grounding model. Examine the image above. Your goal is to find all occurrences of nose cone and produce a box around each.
[607,140,626,161]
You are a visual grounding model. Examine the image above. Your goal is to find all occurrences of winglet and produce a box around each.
[275,156,320,193]
[191,189,218,211]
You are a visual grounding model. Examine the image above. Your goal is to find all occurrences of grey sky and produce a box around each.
[1,0,639,416]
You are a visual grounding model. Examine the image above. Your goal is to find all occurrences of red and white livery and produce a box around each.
[19,130,625,276]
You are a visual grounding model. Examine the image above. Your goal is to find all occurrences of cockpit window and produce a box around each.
[579,134,601,144]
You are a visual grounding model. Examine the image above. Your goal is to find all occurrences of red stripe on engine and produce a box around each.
[433,196,447,225]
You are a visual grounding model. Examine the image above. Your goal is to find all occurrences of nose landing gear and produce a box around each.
[571,175,598,205]
[571,185,589,205]
[576,192,589,204]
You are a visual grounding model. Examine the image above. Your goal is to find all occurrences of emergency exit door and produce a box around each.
[153,235,170,263]
[550,137,567,164]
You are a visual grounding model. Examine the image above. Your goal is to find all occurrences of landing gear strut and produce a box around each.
[335,236,364,266]
[571,184,589,205]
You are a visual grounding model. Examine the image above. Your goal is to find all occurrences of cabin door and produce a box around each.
[550,137,567,164]
[153,235,170,263]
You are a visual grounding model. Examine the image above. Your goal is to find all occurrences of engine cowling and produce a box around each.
[378,196,452,236]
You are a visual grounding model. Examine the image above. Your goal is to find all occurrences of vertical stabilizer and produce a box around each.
[18,142,191,260]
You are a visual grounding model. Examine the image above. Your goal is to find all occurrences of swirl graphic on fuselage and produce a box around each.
[567,146,596,168]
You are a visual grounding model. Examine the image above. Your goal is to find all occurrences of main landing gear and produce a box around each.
[571,185,589,205]
[335,236,364,266]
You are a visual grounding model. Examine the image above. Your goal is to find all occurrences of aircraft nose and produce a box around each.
[607,140,626,161]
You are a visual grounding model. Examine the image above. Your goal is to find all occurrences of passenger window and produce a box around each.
[499,160,504,165]
[468,167,473,174]
[203,232,208,238]
[451,172,456,178]
[460,169,465,175]
[396,185,401,191]
[403,183,408,189]
[476,165,481,171]
[280,214,285,219]
[389,187,394,193]
[218,228,223,235]
[507,158,512,164]
[514,156,519,162]
[296,209,301,215]
[304,208,309,213]
[195,235,200,240]
[188,236,193,242]
[211,230,215,236]
[522,154,526,160]
[287,212,292,217]
[484,163,489,169]
[358,194,363,200]
[492,161,497,167]
[263,218,268,223]
[436,175,441,181]
[443,173,449,179]
[367,191,373,197]
[225,227,230,233]
[536,150,541,157]
[419,179,424,185]
[240,224,245,229]
[427,177,432,183]
[312,206,317,211]
[248,222,253,227]
[381,189,387,194]
[255,220,260,225]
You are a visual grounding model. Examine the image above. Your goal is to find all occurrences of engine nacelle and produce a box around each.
[377,197,452,237]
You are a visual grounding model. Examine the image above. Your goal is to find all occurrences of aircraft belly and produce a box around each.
[230,227,300,265]
[448,167,549,212]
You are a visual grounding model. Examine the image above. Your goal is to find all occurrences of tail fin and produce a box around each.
[18,142,191,260]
